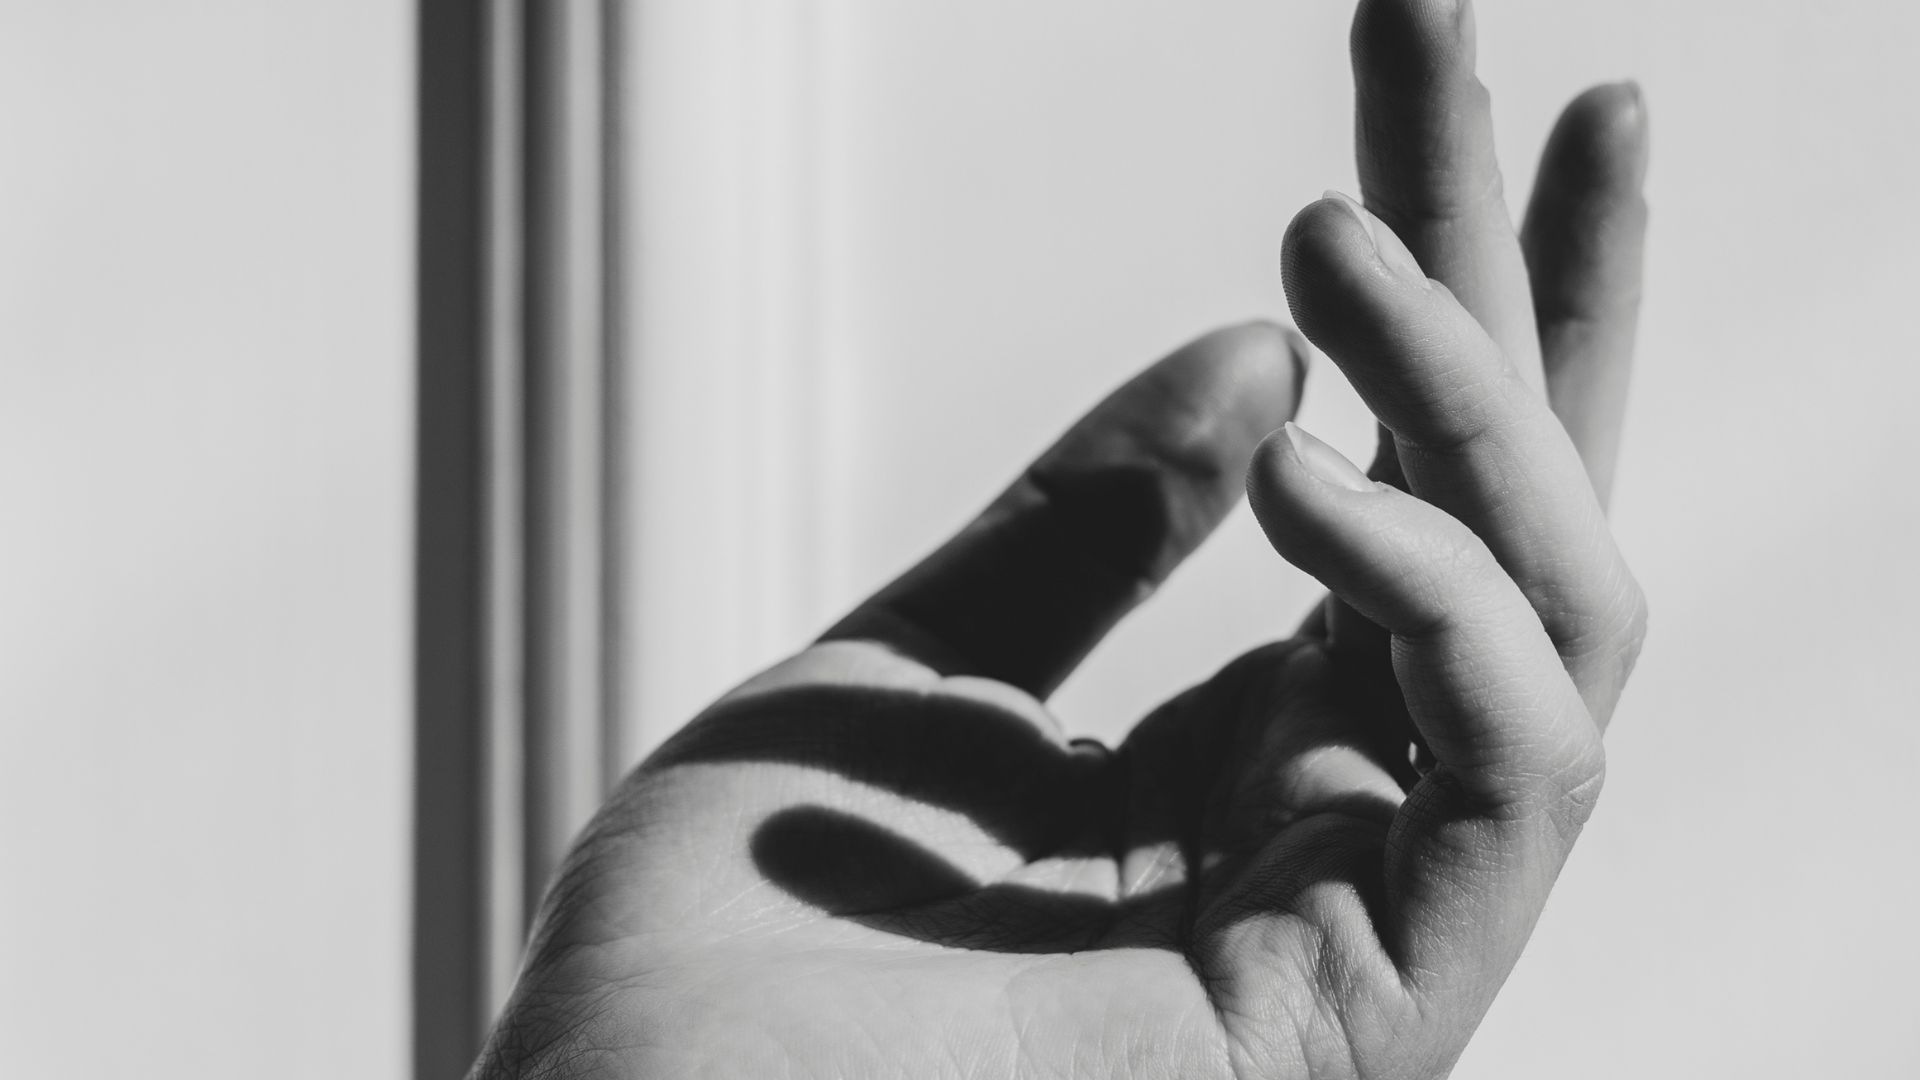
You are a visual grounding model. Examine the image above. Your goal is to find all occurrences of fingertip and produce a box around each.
[1048,320,1313,530]
[1247,422,1378,557]
[1352,0,1475,86]
[1574,80,1649,139]
[1545,81,1652,190]
[1246,424,1294,516]
[1282,196,1431,343]
[1280,197,1336,272]
[1280,197,1376,324]
[1247,424,1299,525]
[1144,322,1311,455]
[1283,194,1363,249]
[1284,193,1421,274]
[1201,318,1311,402]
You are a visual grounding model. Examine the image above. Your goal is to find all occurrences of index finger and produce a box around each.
[1247,425,1603,1024]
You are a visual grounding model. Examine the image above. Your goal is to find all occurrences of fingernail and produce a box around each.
[1456,0,1478,40]
[1321,190,1428,285]
[1283,422,1375,493]
[1601,81,1651,187]
[1610,79,1648,135]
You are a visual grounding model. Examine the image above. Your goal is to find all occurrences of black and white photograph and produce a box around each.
[3,2,1914,1077]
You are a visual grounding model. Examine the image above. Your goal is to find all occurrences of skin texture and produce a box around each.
[469,2,1652,1077]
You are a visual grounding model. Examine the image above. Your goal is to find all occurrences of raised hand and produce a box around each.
[469,2,1651,1077]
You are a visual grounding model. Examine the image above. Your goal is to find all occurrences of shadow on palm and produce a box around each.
[653,639,1415,959]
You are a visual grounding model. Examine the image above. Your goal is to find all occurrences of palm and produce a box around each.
[535,632,1419,1079]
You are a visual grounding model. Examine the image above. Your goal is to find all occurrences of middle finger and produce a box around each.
[1352,0,1542,385]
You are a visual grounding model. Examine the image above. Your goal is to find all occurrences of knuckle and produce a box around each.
[1584,570,1650,684]
[1540,728,1607,847]
[1391,517,1504,640]
[1559,735,1608,823]
[1389,359,1533,461]
[1546,556,1649,684]
[1620,576,1651,666]
[1628,574,1651,634]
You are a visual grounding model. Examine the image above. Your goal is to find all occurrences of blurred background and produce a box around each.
[3,1,1915,1077]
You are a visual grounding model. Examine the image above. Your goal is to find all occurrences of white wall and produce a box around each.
[0,4,411,1078]
[631,1,1920,1076]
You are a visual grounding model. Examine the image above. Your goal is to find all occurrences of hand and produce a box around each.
[469,2,1652,1077]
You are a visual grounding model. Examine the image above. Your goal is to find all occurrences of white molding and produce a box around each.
[618,0,845,761]
[478,0,526,1029]
[521,0,613,919]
